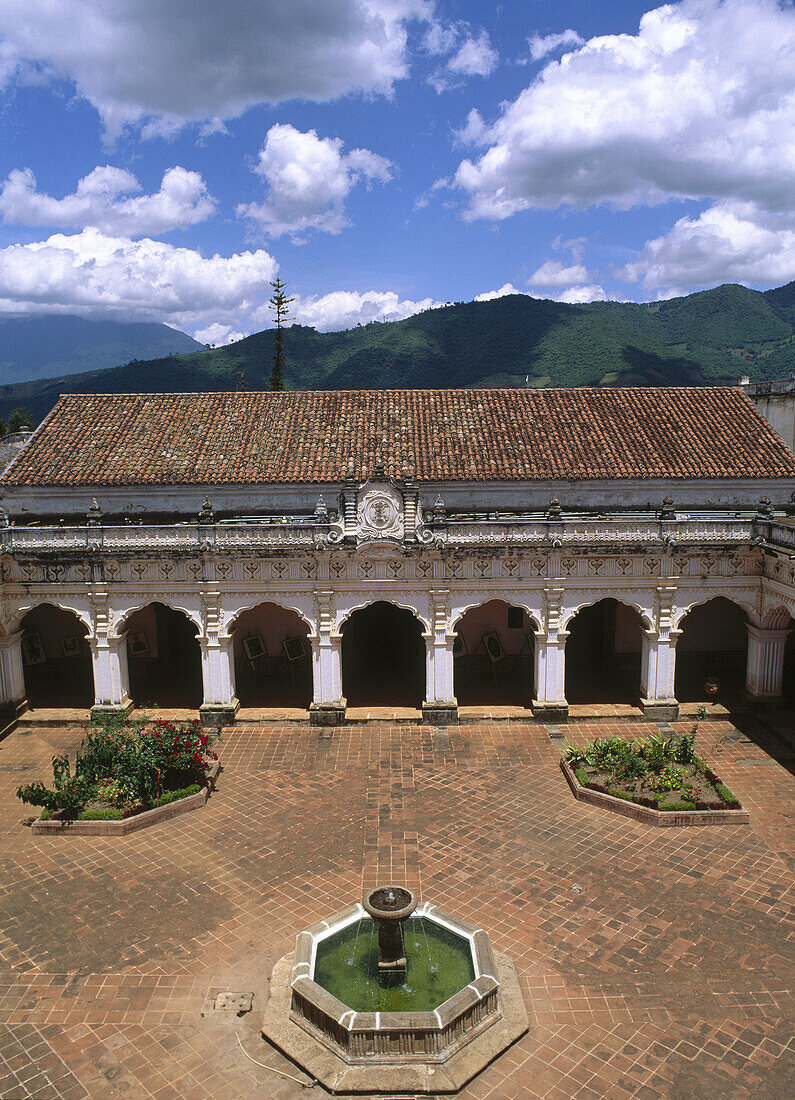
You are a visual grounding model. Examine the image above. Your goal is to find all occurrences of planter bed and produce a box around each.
[560,759,748,827]
[30,760,220,836]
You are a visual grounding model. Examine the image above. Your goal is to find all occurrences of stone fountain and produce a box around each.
[261,885,528,1094]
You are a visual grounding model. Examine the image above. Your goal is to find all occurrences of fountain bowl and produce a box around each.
[261,899,528,1094]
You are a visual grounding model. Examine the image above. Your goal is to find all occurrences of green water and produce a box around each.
[313,917,475,1012]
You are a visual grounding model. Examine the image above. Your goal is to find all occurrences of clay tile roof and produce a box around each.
[2,387,794,487]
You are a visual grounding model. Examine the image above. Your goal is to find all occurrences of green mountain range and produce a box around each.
[0,315,202,386]
[2,281,794,425]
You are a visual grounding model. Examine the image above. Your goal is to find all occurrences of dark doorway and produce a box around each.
[565,599,642,704]
[453,600,534,705]
[675,597,748,703]
[20,604,93,708]
[342,602,425,707]
[784,622,794,704]
[232,603,311,708]
[123,602,202,708]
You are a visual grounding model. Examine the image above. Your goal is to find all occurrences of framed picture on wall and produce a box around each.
[60,636,82,658]
[21,633,46,666]
[128,631,149,657]
[453,632,467,657]
[243,635,267,660]
[482,631,505,664]
[282,636,307,662]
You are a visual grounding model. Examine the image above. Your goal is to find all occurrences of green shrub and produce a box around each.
[650,764,683,793]
[564,739,591,767]
[607,788,635,802]
[659,800,696,812]
[574,767,590,787]
[715,783,740,807]
[614,752,648,782]
[78,807,124,821]
[154,784,201,806]
[640,731,677,770]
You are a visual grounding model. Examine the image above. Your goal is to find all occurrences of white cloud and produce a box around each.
[0,229,278,337]
[474,283,525,301]
[554,284,607,304]
[427,22,497,92]
[454,0,795,219]
[278,289,442,330]
[528,260,590,287]
[527,29,584,62]
[193,322,247,347]
[447,31,498,77]
[622,200,795,291]
[237,124,392,239]
[0,0,433,137]
[0,165,215,235]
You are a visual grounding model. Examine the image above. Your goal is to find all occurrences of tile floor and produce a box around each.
[0,711,791,1098]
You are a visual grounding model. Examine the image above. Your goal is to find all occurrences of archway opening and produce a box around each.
[231,603,311,708]
[674,597,748,703]
[122,603,202,708]
[342,602,425,707]
[565,598,643,704]
[20,604,93,708]
[784,618,795,705]
[453,600,535,705]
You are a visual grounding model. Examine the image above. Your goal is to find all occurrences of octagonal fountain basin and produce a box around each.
[263,896,529,1094]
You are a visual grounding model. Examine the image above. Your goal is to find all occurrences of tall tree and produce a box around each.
[268,277,294,392]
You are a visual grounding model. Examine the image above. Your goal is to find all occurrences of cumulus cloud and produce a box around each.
[622,200,795,292]
[454,0,795,220]
[0,165,215,235]
[0,0,433,137]
[474,283,525,302]
[552,284,608,304]
[527,29,584,62]
[279,289,442,331]
[193,322,247,347]
[427,22,497,92]
[0,229,278,337]
[528,260,590,287]
[237,124,392,239]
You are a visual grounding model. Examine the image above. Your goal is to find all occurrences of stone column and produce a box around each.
[745,624,792,703]
[89,589,130,719]
[90,635,131,717]
[199,635,239,727]
[532,586,568,721]
[640,585,679,720]
[198,589,238,726]
[310,589,345,725]
[0,631,27,727]
[422,589,457,724]
[639,630,679,720]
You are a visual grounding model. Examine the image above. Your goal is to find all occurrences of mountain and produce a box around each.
[1,281,794,424]
[0,315,202,385]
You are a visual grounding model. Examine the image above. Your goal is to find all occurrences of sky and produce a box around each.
[0,0,793,345]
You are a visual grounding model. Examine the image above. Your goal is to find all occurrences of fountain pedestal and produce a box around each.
[363,885,417,972]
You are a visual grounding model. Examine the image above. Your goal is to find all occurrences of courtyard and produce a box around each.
[0,712,791,1099]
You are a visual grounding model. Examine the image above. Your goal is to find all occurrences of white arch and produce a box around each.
[672,594,755,633]
[113,599,202,638]
[452,597,541,633]
[337,596,431,635]
[560,595,652,633]
[12,598,93,637]
[223,598,314,639]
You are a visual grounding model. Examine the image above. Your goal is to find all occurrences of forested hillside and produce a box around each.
[0,315,202,384]
[2,281,793,424]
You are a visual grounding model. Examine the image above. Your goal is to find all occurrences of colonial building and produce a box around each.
[1,387,793,729]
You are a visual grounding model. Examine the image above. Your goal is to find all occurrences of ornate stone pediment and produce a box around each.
[356,481,404,542]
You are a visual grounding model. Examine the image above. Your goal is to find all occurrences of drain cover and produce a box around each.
[213,991,253,1015]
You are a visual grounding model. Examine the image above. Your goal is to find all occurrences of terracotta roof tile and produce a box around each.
[2,387,794,487]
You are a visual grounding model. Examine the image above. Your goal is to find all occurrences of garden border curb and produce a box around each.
[29,761,221,836]
[560,759,750,827]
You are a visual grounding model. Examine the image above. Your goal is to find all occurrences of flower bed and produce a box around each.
[19,716,220,834]
[560,718,749,826]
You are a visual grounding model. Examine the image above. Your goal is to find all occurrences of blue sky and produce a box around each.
[0,0,792,344]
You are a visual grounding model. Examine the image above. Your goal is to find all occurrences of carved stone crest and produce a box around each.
[357,482,404,542]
